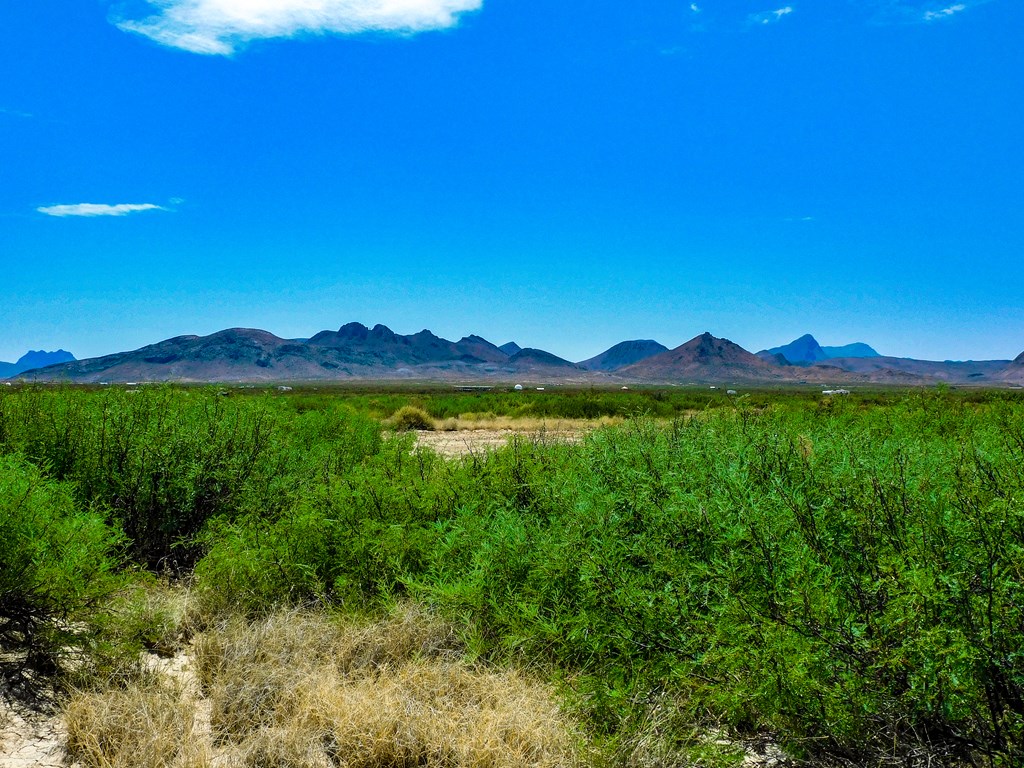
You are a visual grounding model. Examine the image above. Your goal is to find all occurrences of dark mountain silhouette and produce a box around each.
[762,334,829,365]
[822,342,879,358]
[307,323,507,366]
[22,325,589,383]
[16,323,1020,386]
[0,349,76,378]
[622,332,787,382]
[579,340,668,371]
[499,342,522,355]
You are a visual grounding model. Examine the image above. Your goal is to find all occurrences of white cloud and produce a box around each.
[750,6,794,25]
[923,3,967,20]
[37,203,167,218]
[114,0,483,55]
[690,3,700,12]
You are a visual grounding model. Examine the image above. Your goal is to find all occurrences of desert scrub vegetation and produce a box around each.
[2,385,1024,766]
[0,455,129,672]
[65,606,583,768]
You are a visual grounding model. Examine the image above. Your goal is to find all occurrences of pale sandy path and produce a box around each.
[415,428,584,457]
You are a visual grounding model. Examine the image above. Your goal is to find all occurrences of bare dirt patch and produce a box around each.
[413,418,616,457]
[416,429,585,457]
[0,704,65,768]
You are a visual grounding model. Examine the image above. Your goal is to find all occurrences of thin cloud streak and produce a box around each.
[750,6,794,25]
[924,4,967,20]
[859,0,992,25]
[37,203,168,218]
[114,0,484,55]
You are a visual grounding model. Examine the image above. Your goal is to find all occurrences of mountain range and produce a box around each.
[8,328,1024,387]
[759,334,880,365]
[0,350,76,378]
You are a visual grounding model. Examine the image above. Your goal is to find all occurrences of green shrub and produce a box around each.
[0,455,129,670]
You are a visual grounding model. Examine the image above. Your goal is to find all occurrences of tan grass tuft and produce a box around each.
[64,678,208,768]
[64,604,582,768]
[230,726,333,768]
[305,661,577,768]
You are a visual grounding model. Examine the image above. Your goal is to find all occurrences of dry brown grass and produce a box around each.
[306,661,577,768]
[64,677,208,768]
[58,604,583,767]
[176,604,580,768]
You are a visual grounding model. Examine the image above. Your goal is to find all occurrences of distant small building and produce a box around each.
[727,390,738,396]
[514,384,524,391]
[822,389,851,396]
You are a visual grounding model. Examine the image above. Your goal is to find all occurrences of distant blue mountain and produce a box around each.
[498,342,522,356]
[0,349,76,378]
[762,334,829,365]
[821,342,880,359]
[760,335,880,365]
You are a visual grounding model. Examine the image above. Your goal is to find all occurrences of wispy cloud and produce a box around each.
[860,0,991,25]
[0,107,33,119]
[750,6,794,25]
[37,203,168,218]
[690,3,701,12]
[114,0,483,55]
[923,3,967,20]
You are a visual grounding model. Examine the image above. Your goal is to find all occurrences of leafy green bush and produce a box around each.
[0,455,129,670]
[0,387,383,571]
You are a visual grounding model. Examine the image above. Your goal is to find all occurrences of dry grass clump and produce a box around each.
[389,406,436,431]
[61,604,581,768]
[195,605,580,767]
[64,678,207,768]
[230,726,333,768]
[194,605,466,744]
[307,661,577,768]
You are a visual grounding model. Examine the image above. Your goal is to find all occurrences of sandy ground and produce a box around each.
[415,428,584,457]
[0,705,65,768]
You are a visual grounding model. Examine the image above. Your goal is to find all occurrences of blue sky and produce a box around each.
[2,0,1021,363]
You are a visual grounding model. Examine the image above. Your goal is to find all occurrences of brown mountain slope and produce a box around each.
[1002,351,1024,384]
[620,332,789,383]
[815,356,1012,385]
[24,329,329,383]
[21,325,588,383]
[506,348,584,374]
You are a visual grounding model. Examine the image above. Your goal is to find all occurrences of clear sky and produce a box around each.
[2,0,1022,363]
